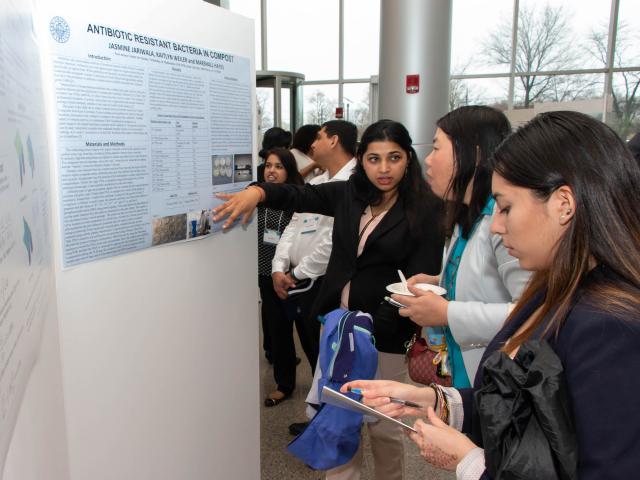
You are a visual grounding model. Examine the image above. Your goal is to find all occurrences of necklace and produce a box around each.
[358,206,383,241]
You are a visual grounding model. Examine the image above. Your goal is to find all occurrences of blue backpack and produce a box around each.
[287,309,378,470]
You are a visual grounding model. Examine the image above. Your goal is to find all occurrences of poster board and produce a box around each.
[43,13,253,267]
[34,1,261,479]
[0,0,55,472]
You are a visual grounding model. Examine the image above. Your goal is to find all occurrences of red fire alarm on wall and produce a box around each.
[335,107,344,119]
[406,74,420,94]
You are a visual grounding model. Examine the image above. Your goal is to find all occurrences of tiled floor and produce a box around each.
[259,332,455,480]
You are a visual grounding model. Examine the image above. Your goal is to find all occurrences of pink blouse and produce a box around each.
[340,206,389,309]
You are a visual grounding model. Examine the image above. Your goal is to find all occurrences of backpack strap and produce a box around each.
[330,311,375,383]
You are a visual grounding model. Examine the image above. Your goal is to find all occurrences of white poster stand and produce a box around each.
[2,1,260,479]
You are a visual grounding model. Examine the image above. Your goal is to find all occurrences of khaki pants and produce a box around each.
[326,352,407,480]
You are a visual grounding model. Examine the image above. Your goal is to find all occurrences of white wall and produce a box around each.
[3,296,70,480]
[56,232,259,480]
[4,1,260,479]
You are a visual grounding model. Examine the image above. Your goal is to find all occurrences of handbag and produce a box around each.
[405,327,452,387]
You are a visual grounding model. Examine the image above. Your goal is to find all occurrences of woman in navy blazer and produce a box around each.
[343,111,640,479]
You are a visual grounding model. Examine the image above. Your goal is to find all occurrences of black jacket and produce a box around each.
[260,179,444,353]
[461,265,640,479]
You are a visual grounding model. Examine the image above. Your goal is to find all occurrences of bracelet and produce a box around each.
[429,383,439,410]
[429,383,450,425]
[247,185,265,202]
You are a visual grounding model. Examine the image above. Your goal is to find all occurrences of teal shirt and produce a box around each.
[439,197,496,388]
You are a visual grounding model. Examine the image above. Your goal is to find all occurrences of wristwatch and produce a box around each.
[289,269,301,282]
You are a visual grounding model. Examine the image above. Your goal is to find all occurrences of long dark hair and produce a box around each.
[352,119,435,239]
[436,106,511,237]
[264,148,304,185]
[492,111,640,351]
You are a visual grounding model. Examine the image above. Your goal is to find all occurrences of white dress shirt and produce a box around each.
[271,158,356,280]
[290,148,318,182]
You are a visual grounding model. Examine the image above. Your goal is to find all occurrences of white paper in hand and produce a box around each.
[321,386,417,433]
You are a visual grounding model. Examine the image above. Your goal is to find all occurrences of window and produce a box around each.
[303,84,339,125]
[451,0,513,75]
[343,82,370,132]
[513,73,602,109]
[449,78,509,111]
[608,72,640,140]
[614,0,640,68]
[257,87,274,134]
[344,0,380,80]
[267,0,339,81]
[449,0,640,139]
[517,0,610,72]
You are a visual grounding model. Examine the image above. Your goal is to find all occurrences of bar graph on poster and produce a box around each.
[43,14,253,268]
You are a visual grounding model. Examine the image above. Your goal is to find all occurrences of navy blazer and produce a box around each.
[460,265,640,479]
[260,179,444,353]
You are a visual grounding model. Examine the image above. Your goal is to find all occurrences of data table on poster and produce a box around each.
[150,117,210,193]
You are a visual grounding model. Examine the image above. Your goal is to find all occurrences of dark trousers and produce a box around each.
[270,276,323,395]
[259,275,284,361]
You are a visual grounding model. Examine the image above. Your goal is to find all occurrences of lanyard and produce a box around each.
[358,213,378,242]
[357,205,387,243]
[263,208,284,233]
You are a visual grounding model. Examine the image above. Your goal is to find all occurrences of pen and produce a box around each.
[389,397,425,409]
[347,387,424,409]
[384,296,407,308]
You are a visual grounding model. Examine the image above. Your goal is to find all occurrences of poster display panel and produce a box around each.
[44,14,253,267]
[0,0,54,471]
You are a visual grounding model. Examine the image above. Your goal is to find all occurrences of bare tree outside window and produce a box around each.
[305,90,337,125]
[449,63,486,110]
[589,23,640,139]
[484,4,595,107]
[344,84,371,133]
[256,88,273,134]
[350,103,369,131]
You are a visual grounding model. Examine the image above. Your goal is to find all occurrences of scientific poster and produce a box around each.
[43,13,253,267]
[0,0,54,471]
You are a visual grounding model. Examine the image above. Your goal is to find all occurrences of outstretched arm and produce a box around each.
[213,186,264,229]
[213,181,347,230]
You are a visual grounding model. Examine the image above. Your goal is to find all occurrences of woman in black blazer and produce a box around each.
[342,111,640,479]
[215,120,444,479]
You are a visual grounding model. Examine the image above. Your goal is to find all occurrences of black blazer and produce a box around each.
[460,265,640,479]
[260,179,444,353]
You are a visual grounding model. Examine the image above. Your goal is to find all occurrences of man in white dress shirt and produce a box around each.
[266,121,357,414]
